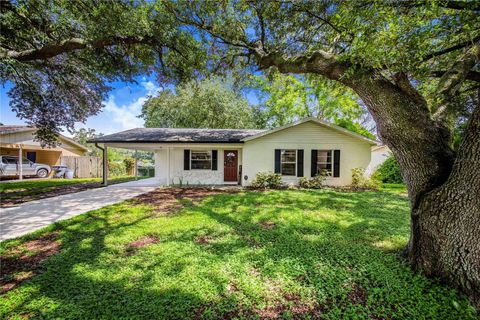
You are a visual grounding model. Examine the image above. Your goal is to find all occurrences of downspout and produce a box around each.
[95,143,108,186]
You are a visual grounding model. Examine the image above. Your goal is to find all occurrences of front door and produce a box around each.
[224,150,238,182]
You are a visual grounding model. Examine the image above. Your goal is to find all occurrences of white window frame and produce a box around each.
[316,149,333,176]
[190,150,212,170]
[280,149,297,176]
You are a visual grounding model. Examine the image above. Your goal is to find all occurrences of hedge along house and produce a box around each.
[91,118,377,187]
[0,125,88,173]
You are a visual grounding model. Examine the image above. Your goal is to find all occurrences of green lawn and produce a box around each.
[0,176,139,192]
[0,176,142,205]
[0,188,476,319]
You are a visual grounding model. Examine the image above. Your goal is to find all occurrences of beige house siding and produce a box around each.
[1,130,86,167]
[242,121,372,186]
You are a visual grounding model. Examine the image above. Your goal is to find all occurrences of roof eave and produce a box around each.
[88,140,246,144]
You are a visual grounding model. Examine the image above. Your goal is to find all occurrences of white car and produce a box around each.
[0,155,51,178]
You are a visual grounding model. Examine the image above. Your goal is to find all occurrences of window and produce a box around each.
[4,157,18,164]
[191,151,212,170]
[281,149,296,176]
[316,150,333,176]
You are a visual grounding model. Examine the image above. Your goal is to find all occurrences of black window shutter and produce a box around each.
[274,149,281,173]
[184,149,190,170]
[212,150,218,170]
[311,149,318,177]
[297,149,304,177]
[333,150,341,177]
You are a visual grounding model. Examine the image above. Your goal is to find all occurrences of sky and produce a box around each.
[0,75,162,136]
[0,76,260,137]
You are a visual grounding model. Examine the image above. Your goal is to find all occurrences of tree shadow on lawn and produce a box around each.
[1,189,476,319]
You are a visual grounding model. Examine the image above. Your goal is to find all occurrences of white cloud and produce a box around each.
[102,81,159,131]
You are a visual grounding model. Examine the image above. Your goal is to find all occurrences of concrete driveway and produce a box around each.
[0,178,159,241]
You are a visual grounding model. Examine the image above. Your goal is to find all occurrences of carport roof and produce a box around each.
[89,128,267,143]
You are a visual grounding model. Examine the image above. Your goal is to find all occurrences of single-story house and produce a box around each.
[91,118,377,186]
[0,125,88,166]
[365,145,392,176]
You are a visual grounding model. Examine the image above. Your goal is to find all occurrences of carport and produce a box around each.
[92,141,159,187]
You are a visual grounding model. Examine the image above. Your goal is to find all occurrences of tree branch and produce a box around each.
[0,36,153,62]
[402,0,480,11]
[252,3,266,49]
[252,45,349,80]
[431,70,480,83]
[422,35,480,61]
[433,42,480,123]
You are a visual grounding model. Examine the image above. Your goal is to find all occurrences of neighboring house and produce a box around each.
[365,145,392,176]
[91,118,377,186]
[0,125,88,167]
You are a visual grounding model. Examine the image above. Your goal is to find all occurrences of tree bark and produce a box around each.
[254,51,480,307]
[408,103,480,307]
[347,74,479,308]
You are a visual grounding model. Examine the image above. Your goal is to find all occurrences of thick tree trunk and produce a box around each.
[411,179,480,307]
[350,77,480,307]
[409,104,480,307]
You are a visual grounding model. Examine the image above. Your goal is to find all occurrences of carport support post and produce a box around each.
[134,149,138,180]
[166,147,171,186]
[18,145,23,180]
[102,144,108,186]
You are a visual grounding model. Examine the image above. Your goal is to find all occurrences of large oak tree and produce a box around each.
[165,0,480,306]
[1,0,479,307]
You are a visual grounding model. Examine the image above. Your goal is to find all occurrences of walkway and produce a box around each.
[0,178,159,241]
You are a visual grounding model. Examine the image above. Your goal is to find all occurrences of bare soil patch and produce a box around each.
[195,235,214,245]
[127,235,160,249]
[259,221,276,229]
[347,283,368,305]
[255,290,320,319]
[132,187,238,213]
[125,235,160,254]
[1,232,60,294]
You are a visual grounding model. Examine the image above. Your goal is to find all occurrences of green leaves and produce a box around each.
[248,71,373,137]
[140,77,263,129]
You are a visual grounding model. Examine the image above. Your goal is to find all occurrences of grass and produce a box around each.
[0,188,476,319]
[0,176,144,205]
[0,176,140,192]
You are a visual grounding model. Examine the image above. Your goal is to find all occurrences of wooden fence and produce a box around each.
[60,156,102,178]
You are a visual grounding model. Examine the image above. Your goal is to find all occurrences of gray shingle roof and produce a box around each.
[0,125,35,135]
[90,128,267,143]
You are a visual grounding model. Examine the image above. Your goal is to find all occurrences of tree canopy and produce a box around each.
[0,0,206,145]
[140,77,263,129]
[249,72,374,138]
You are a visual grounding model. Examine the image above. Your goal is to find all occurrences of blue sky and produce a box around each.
[0,76,260,136]
[0,75,161,136]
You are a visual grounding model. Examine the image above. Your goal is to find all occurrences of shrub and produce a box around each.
[375,156,403,183]
[123,157,135,175]
[351,167,380,190]
[250,172,283,189]
[299,174,327,189]
[108,161,126,177]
